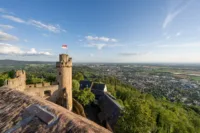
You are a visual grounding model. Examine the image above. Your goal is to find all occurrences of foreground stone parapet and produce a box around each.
[0,87,111,133]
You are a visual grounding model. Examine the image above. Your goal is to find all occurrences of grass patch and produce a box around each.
[190,76,200,81]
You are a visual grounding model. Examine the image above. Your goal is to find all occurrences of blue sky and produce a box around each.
[0,0,200,63]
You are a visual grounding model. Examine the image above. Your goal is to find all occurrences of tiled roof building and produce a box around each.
[79,80,92,90]
[98,93,122,129]
[79,80,122,131]
[91,83,107,92]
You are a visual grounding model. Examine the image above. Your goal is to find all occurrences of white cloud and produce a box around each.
[24,39,28,42]
[29,20,65,33]
[1,14,66,33]
[0,43,51,56]
[85,35,117,42]
[99,36,109,42]
[0,24,14,30]
[86,36,97,41]
[85,43,106,50]
[84,35,120,50]
[163,0,192,29]
[0,43,23,54]
[26,48,51,56]
[163,10,182,29]
[85,43,123,50]
[2,15,25,23]
[110,38,117,42]
[0,31,18,41]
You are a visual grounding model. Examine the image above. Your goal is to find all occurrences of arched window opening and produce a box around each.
[44,90,51,97]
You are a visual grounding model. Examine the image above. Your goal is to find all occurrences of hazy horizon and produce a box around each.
[1,58,200,65]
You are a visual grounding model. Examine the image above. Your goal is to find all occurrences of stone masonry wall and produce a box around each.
[6,70,26,91]
[56,54,72,111]
[26,82,54,89]
[24,85,59,103]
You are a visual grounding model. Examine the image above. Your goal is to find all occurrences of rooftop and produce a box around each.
[80,80,92,90]
[91,83,106,91]
[0,87,111,133]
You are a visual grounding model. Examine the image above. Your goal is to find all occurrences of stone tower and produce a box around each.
[7,70,26,91]
[56,54,72,111]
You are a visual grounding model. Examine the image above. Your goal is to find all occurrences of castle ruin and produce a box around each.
[7,70,26,91]
[4,54,73,111]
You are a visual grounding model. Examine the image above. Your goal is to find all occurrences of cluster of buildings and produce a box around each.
[79,80,122,130]
[87,64,200,105]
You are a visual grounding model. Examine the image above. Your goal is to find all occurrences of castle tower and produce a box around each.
[16,70,26,91]
[7,70,26,91]
[56,54,72,111]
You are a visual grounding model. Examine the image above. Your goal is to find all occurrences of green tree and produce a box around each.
[72,79,80,90]
[45,74,56,82]
[73,88,95,106]
[116,98,155,133]
[26,76,44,84]
[0,72,9,87]
[73,72,84,81]
[0,79,4,87]
[8,70,15,78]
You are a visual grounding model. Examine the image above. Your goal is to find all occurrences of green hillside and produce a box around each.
[106,83,200,133]
[1,65,200,133]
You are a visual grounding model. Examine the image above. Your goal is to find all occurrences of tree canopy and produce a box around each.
[72,79,80,90]
[73,88,95,106]
[110,83,200,133]
[73,72,84,81]
[0,70,15,87]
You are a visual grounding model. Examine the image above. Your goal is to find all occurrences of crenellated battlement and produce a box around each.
[56,61,72,67]
[16,70,26,77]
[56,54,72,68]
[59,54,69,62]
[26,82,58,89]
[6,70,26,91]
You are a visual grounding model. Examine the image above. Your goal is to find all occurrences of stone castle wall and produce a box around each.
[26,82,55,89]
[5,70,60,103]
[24,85,59,102]
[25,82,60,103]
[6,70,26,91]
[5,54,73,111]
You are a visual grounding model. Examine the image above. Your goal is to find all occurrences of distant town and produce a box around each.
[77,63,200,106]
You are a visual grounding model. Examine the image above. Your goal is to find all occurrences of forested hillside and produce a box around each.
[106,82,200,133]
[72,66,200,133]
[1,65,200,133]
